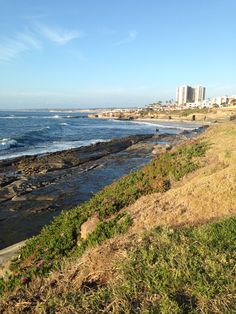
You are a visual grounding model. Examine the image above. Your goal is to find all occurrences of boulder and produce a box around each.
[80,214,100,240]
[152,144,172,155]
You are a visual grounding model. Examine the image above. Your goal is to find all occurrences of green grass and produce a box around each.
[0,140,208,295]
[41,217,236,313]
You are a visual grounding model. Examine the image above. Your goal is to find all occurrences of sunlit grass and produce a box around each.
[37,217,236,313]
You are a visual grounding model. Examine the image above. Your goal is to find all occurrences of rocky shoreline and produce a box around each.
[0,129,206,249]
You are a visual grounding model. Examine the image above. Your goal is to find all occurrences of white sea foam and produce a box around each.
[0,116,28,119]
[0,139,110,160]
[50,139,110,151]
[0,138,18,151]
[109,118,197,130]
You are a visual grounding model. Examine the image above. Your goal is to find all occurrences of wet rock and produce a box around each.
[12,134,153,176]
[182,130,191,135]
[12,195,28,202]
[37,195,56,201]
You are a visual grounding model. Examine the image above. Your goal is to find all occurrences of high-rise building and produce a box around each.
[194,86,206,103]
[176,85,194,105]
[176,85,206,105]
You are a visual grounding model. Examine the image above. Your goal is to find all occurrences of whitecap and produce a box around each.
[0,138,109,160]
[0,116,28,119]
[0,138,18,151]
[52,115,61,119]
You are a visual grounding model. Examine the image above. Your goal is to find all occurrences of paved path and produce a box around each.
[0,241,25,276]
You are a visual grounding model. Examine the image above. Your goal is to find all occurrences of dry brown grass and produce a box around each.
[129,121,236,228]
[194,107,236,122]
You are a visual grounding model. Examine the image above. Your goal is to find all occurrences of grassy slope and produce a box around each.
[37,217,236,313]
[125,121,236,234]
[0,139,207,290]
[1,121,236,313]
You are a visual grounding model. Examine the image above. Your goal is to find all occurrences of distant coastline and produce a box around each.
[88,106,236,123]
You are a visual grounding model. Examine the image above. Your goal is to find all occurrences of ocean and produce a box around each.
[0,110,200,160]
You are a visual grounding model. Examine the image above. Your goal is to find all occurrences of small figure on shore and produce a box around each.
[156,128,159,133]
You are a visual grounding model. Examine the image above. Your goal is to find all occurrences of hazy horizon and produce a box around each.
[0,0,236,109]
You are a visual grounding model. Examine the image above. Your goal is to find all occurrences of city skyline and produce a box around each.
[0,0,236,109]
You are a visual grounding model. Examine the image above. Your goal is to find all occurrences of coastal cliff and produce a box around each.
[0,121,236,313]
[89,106,236,123]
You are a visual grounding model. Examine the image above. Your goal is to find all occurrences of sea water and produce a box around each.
[0,110,200,160]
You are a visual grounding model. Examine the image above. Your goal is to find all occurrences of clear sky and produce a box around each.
[0,0,236,109]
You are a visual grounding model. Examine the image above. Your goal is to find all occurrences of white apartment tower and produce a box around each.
[176,85,206,105]
[194,85,206,103]
[176,85,194,105]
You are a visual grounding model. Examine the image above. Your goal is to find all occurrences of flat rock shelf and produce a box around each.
[0,129,205,249]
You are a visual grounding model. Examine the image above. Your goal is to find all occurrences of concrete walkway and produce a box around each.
[0,241,25,276]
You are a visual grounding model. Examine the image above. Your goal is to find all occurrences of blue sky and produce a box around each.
[0,0,236,109]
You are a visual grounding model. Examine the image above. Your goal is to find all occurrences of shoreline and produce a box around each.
[0,134,155,247]
[0,134,151,165]
[0,119,206,162]
[134,117,211,125]
[0,125,209,272]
